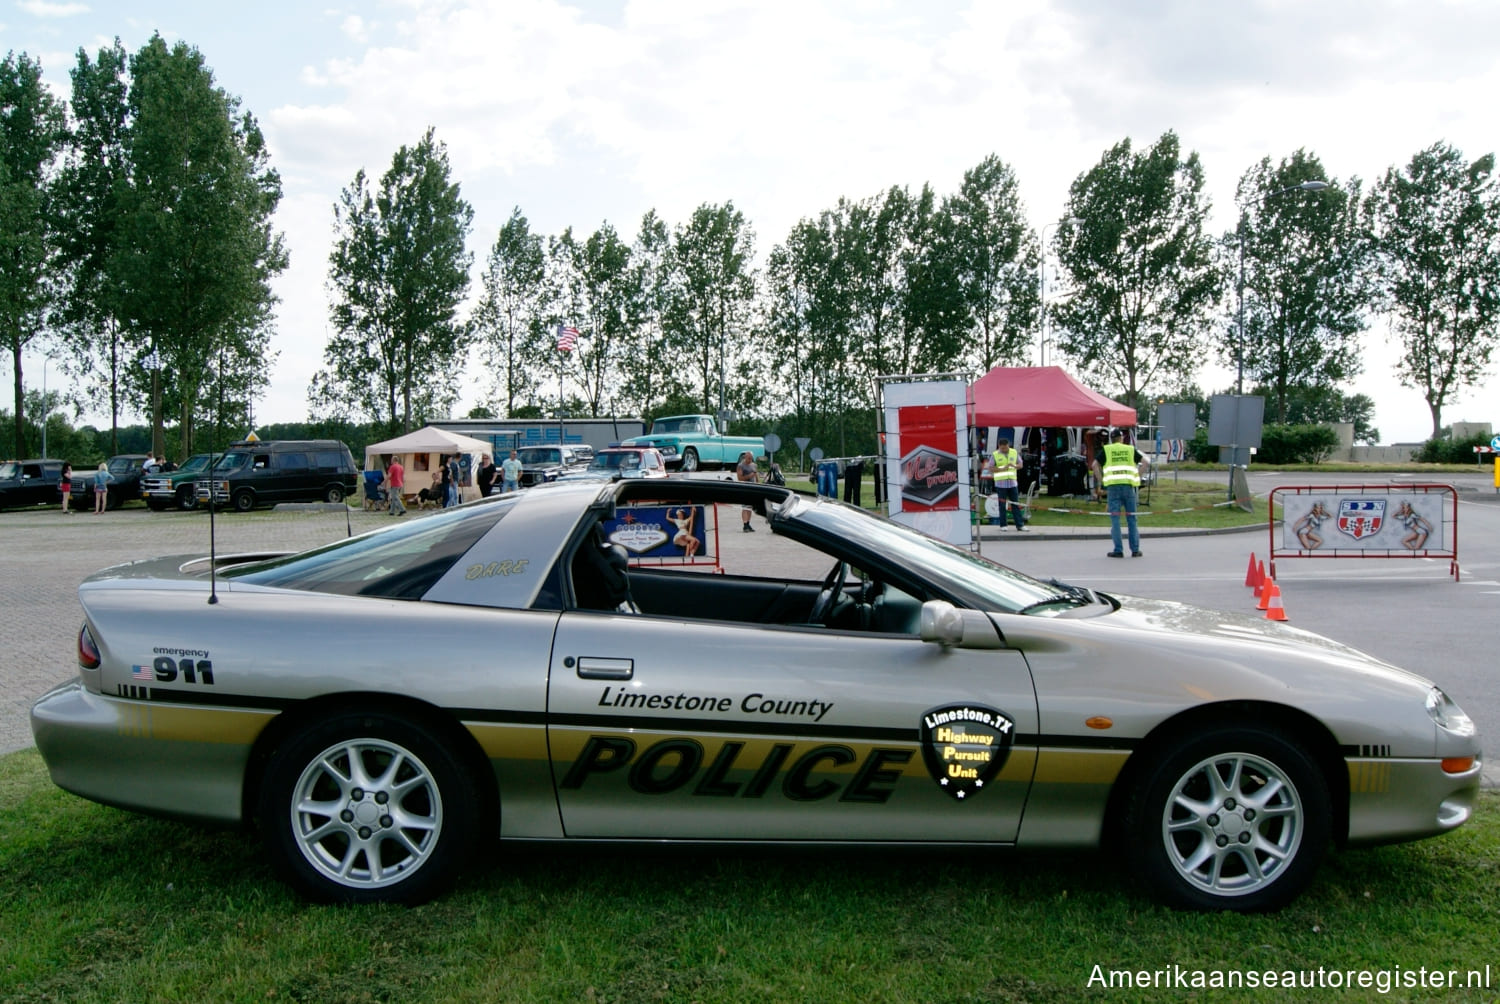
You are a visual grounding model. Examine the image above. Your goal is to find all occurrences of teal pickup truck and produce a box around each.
[621,415,763,471]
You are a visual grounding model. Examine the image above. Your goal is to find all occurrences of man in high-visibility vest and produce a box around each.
[1092,429,1146,558]
[991,437,1026,531]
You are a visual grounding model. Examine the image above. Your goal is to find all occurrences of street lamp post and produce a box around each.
[1039,217,1083,366]
[1235,180,1329,394]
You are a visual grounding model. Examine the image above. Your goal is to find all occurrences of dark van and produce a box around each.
[196,440,359,512]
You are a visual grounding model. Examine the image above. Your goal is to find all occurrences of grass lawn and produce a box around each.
[2,748,1495,1002]
[791,476,1269,530]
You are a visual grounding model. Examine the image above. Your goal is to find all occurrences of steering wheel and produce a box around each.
[807,560,848,625]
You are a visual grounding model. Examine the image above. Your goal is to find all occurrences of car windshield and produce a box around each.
[651,418,697,434]
[591,452,640,470]
[518,448,560,465]
[782,496,1063,614]
[223,499,514,599]
[179,455,212,473]
[0,463,16,480]
[108,457,142,473]
[211,452,251,471]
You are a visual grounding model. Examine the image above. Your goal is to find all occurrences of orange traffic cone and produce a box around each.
[1245,552,1259,588]
[1257,579,1281,611]
[1253,559,1268,599]
[1265,584,1288,621]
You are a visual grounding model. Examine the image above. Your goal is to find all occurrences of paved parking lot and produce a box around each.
[0,504,382,752]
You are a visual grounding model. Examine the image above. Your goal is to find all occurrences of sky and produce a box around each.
[4,0,1499,445]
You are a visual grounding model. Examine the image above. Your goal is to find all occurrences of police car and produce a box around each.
[31,478,1480,909]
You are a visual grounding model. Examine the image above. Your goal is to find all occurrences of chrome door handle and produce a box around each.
[576,657,634,680]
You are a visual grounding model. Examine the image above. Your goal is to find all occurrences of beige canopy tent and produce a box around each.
[364,425,492,504]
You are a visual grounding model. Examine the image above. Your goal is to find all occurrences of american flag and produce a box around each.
[556,325,580,352]
[132,664,153,681]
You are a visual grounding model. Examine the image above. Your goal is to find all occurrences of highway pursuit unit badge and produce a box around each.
[920,703,1015,801]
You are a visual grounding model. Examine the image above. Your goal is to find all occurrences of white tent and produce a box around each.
[365,425,492,503]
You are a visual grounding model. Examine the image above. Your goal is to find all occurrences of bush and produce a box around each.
[1257,424,1340,464]
[1414,431,1494,464]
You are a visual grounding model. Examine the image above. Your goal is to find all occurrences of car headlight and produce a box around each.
[1426,687,1474,736]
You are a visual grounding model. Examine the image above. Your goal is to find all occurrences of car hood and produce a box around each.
[1095,591,1435,689]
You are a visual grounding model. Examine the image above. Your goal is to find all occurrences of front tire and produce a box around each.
[177,486,198,511]
[681,448,699,472]
[232,489,256,513]
[1123,727,1329,912]
[257,711,481,904]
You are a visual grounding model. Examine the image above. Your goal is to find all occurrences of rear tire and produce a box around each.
[257,711,481,904]
[325,485,345,504]
[1123,726,1328,912]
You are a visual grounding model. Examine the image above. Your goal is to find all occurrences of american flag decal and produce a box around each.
[131,664,153,681]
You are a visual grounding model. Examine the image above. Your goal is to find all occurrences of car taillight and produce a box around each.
[78,624,101,669]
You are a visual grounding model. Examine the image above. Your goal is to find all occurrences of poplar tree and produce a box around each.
[1365,142,1500,437]
[0,51,67,458]
[314,128,473,433]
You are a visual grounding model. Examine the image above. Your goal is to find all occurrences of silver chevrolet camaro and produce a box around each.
[31,479,1481,910]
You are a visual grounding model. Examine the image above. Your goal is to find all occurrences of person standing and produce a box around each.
[446,454,461,507]
[1093,429,1146,558]
[990,437,1025,532]
[92,462,113,514]
[736,450,759,532]
[60,463,73,514]
[386,455,406,516]
[476,454,497,498]
[500,449,522,494]
[437,455,453,508]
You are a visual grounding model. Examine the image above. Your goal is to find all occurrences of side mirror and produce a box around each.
[919,600,1003,650]
[920,600,964,647]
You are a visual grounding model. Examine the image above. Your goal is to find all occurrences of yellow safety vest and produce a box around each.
[1101,442,1140,487]
[991,447,1019,484]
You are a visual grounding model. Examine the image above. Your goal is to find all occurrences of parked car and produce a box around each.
[71,454,150,510]
[556,446,669,482]
[142,454,215,511]
[0,458,66,510]
[621,414,764,471]
[31,479,1479,910]
[516,445,590,486]
[196,440,358,512]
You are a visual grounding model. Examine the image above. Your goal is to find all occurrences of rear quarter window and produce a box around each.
[224,503,511,600]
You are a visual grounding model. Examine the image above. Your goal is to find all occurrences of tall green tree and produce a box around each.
[1365,142,1500,437]
[666,202,757,424]
[1225,151,1369,423]
[944,154,1039,372]
[473,207,550,415]
[1052,131,1221,411]
[0,51,67,458]
[571,223,632,416]
[114,35,287,458]
[618,209,681,417]
[54,41,129,454]
[314,128,473,433]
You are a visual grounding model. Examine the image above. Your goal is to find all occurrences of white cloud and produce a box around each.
[10,0,1500,440]
[16,1,90,17]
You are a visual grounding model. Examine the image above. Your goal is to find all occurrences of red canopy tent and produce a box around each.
[968,366,1136,428]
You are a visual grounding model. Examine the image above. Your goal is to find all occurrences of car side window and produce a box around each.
[275,453,311,472]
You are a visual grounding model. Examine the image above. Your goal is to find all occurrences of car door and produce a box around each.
[547,612,1038,841]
